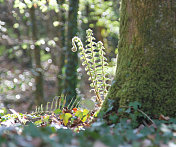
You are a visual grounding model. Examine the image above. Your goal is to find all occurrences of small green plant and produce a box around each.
[72,29,111,105]
[30,95,93,127]
[34,94,80,114]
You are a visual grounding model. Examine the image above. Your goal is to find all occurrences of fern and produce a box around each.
[34,94,80,114]
[72,29,111,105]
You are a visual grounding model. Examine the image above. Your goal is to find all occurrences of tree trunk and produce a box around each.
[30,6,44,105]
[63,0,79,104]
[103,0,176,117]
[56,0,66,96]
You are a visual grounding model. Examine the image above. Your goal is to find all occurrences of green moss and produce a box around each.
[102,0,176,117]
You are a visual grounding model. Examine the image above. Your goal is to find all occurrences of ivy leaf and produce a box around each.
[23,123,41,137]
[129,101,141,110]
[109,114,118,123]
[125,108,131,113]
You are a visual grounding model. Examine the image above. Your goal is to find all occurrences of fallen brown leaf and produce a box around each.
[159,114,170,121]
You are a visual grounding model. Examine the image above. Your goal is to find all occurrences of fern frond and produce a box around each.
[96,41,111,98]
[72,29,111,105]
[72,33,102,104]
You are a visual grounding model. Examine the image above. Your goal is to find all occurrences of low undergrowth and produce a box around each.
[0,101,176,147]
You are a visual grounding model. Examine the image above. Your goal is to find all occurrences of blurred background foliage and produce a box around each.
[0,0,119,112]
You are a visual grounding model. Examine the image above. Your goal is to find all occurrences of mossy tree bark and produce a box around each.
[30,6,44,105]
[102,0,176,117]
[63,0,79,104]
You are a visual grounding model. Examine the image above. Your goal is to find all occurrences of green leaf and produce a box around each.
[63,113,72,126]
[35,120,42,125]
[75,110,83,119]
[109,114,118,123]
[0,108,7,116]
[129,101,141,110]
[54,108,62,114]
[125,108,131,113]
[23,123,41,137]
[82,115,88,122]
[43,115,50,122]
[60,113,64,120]
[80,99,95,110]
[83,109,89,116]
[82,61,87,66]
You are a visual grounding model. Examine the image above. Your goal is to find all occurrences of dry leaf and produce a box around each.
[159,114,170,121]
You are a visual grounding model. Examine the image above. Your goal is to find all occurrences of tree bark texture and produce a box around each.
[103,0,176,117]
[30,6,44,105]
[56,0,66,96]
[64,0,79,104]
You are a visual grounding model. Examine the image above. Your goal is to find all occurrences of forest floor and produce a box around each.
[0,99,176,147]
[1,57,176,147]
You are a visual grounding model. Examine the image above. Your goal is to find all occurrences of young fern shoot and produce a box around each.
[97,41,110,98]
[72,29,110,105]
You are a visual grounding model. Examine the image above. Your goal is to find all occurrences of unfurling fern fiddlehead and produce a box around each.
[72,29,110,105]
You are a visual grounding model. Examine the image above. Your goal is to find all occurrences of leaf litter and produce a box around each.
[0,103,176,147]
